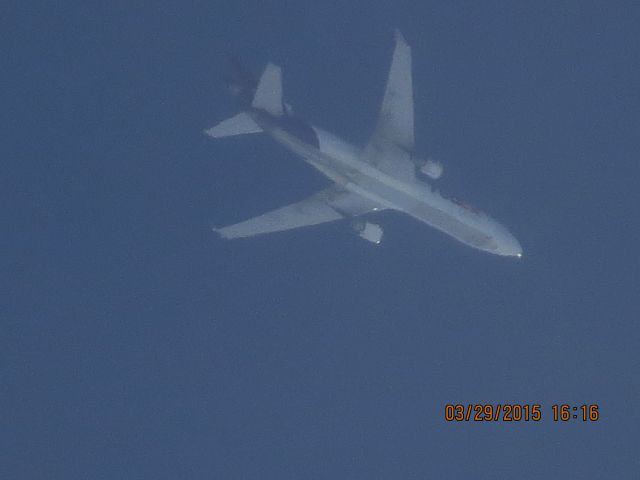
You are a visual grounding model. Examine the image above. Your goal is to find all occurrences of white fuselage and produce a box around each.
[253,110,522,257]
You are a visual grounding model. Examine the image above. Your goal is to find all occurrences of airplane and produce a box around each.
[206,30,522,257]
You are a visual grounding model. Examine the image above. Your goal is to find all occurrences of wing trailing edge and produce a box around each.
[214,186,384,240]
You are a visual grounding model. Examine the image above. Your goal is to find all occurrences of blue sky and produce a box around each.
[4,1,639,478]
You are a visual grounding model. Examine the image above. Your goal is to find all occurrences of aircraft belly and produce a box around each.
[314,127,361,166]
[335,171,497,251]
[263,119,498,252]
[352,177,497,251]
[404,202,498,251]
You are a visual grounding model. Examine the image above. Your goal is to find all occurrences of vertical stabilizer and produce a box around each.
[251,63,283,116]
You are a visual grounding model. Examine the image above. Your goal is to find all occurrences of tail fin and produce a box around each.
[205,62,284,139]
[251,63,283,116]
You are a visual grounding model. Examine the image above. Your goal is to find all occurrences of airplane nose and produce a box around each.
[496,231,522,257]
[507,237,523,258]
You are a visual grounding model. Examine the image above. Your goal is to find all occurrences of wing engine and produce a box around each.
[352,220,384,244]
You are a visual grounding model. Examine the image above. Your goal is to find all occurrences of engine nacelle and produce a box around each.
[418,158,443,179]
[352,220,383,245]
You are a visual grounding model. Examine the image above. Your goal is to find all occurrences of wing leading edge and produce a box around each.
[214,186,382,239]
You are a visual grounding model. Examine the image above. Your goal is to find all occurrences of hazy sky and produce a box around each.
[4,1,639,478]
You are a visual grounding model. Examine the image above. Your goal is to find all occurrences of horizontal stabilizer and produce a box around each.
[204,112,261,138]
[252,63,283,116]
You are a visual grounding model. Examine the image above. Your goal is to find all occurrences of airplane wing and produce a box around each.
[214,186,382,239]
[372,29,414,151]
[363,30,416,180]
